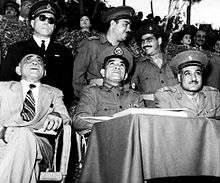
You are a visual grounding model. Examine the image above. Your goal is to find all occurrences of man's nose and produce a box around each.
[191,73,197,80]
[31,61,39,65]
[126,25,131,32]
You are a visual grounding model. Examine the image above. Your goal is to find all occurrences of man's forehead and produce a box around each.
[117,19,131,24]
[196,30,206,36]
[38,12,54,17]
[107,58,125,64]
[20,54,43,64]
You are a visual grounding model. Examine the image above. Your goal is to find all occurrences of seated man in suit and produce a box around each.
[0,0,74,108]
[0,54,70,182]
[155,50,220,118]
[73,54,144,135]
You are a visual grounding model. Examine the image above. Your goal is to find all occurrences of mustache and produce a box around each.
[189,80,199,84]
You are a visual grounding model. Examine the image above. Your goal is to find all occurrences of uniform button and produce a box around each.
[159,71,162,73]
[104,108,108,111]
[117,94,119,96]
[119,106,123,109]
[161,80,164,83]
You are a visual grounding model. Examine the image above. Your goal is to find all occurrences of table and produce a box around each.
[79,114,220,183]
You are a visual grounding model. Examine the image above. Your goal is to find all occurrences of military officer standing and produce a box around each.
[155,50,220,118]
[72,6,135,99]
[131,24,177,107]
[73,54,144,134]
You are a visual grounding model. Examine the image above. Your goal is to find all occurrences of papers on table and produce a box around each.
[80,108,188,121]
[33,128,57,135]
[113,108,188,118]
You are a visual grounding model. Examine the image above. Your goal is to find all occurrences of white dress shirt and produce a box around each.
[33,35,50,50]
[21,80,40,112]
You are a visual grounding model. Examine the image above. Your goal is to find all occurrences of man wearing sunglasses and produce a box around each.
[0,0,75,109]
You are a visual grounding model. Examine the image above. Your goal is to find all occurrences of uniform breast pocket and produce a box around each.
[96,104,116,116]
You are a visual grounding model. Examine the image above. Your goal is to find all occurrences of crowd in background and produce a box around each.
[0,0,220,181]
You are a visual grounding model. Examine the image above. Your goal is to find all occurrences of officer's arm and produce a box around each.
[72,86,98,133]
[154,90,172,108]
[72,40,92,98]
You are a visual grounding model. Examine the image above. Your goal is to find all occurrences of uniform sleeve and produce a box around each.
[131,62,140,90]
[72,40,93,98]
[154,90,172,108]
[72,86,98,132]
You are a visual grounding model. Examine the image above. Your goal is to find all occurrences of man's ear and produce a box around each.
[177,73,181,83]
[158,37,162,46]
[30,19,34,28]
[100,69,105,77]
[15,65,21,76]
[124,73,128,80]
[43,70,46,76]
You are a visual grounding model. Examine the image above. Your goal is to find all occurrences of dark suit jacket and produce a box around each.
[0,37,74,107]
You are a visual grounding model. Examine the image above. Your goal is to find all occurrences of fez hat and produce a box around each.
[170,50,208,74]
[102,6,135,23]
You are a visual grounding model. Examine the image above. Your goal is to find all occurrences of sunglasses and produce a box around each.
[38,14,55,24]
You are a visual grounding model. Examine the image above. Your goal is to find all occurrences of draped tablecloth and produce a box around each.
[79,114,220,183]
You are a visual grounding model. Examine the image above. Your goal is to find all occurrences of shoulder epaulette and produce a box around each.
[203,86,219,92]
[87,36,99,41]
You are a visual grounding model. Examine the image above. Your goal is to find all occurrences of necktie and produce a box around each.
[41,40,45,52]
[21,84,36,122]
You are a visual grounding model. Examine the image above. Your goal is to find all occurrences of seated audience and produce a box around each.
[155,50,220,118]
[0,53,70,182]
[193,29,207,51]
[203,37,220,90]
[3,1,20,18]
[0,0,32,59]
[56,14,99,57]
[132,24,177,107]
[73,54,144,134]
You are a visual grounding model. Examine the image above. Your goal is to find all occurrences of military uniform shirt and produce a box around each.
[155,84,220,118]
[72,33,133,98]
[131,54,177,94]
[73,83,145,132]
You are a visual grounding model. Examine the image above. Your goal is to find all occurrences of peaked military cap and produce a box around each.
[137,24,164,38]
[170,50,208,74]
[103,55,129,72]
[97,45,133,74]
[29,0,60,20]
[102,6,135,23]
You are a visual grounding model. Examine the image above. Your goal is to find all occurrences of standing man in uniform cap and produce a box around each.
[72,6,135,100]
[155,50,220,118]
[0,0,74,108]
[131,24,177,107]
